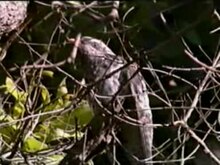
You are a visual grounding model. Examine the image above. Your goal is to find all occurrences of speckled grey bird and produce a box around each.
[63,36,153,165]
[0,1,28,37]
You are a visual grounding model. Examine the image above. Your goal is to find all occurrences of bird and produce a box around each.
[60,36,153,165]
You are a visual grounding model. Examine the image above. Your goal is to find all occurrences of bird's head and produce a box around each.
[67,35,123,81]
[67,35,116,64]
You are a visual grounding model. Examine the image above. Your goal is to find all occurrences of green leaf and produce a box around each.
[42,70,54,78]
[40,85,51,104]
[55,128,77,138]
[5,77,19,99]
[4,77,27,103]
[23,136,47,152]
[0,125,17,144]
[33,123,50,142]
[44,101,93,143]
[57,77,68,97]
[13,101,25,118]
[0,110,18,143]
[73,101,94,127]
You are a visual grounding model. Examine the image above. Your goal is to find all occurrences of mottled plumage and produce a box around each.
[61,36,153,165]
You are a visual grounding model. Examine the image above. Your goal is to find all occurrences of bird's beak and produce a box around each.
[67,38,76,44]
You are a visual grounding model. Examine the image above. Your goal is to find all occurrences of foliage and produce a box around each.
[0,75,93,164]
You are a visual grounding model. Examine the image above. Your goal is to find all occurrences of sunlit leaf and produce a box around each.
[40,85,51,104]
[42,70,54,78]
[4,77,27,103]
[55,128,73,138]
[5,77,19,99]
[57,77,68,97]
[13,101,25,118]
[23,136,47,152]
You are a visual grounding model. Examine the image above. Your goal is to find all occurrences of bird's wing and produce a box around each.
[117,63,153,164]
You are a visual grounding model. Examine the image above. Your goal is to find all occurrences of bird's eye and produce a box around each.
[90,41,99,49]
